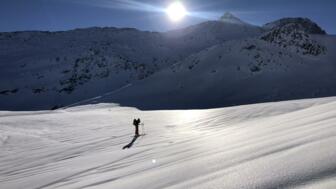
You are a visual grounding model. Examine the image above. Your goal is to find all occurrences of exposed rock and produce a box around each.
[263,17,326,35]
[261,18,327,56]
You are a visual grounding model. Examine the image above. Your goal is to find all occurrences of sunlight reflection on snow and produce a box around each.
[178,110,205,124]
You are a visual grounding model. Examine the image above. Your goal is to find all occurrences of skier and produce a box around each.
[133,118,141,136]
[123,118,143,150]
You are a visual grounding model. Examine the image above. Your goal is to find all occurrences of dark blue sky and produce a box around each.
[1,0,335,33]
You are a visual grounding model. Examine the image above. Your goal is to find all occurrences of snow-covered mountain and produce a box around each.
[1,97,336,188]
[0,14,335,110]
[81,17,336,110]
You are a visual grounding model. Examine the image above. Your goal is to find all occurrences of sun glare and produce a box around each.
[166,1,187,22]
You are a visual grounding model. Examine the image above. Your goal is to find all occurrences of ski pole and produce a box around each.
[141,123,145,135]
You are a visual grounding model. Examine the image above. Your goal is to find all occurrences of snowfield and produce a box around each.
[1,97,336,189]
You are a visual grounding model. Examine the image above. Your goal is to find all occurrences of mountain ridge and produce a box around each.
[0,14,335,110]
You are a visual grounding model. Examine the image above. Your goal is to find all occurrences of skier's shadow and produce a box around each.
[122,135,139,149]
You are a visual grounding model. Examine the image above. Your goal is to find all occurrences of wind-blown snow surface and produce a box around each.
[1,97,336,189]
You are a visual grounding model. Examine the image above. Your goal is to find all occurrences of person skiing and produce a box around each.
[133,118,141,136]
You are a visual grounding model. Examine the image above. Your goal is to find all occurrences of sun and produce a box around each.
[166,1,187,22]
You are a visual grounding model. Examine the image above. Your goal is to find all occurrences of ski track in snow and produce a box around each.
[61,83,133,109]
[1,97,336,189]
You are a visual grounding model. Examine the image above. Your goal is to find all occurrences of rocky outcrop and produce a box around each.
[261,18,326,56]
[263,18,326,35]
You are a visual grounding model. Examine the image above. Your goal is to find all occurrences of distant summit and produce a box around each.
[220,12,248,25]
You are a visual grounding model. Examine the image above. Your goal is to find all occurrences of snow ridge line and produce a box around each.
[61,83,132,109]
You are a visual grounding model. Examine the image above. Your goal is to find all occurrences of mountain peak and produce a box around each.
[220,12,247,25]
[221,12,236,19]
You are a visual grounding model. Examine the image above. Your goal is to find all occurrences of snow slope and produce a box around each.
[1,97,336,189]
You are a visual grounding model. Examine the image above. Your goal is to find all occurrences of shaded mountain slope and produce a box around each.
[0,14,335,110]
